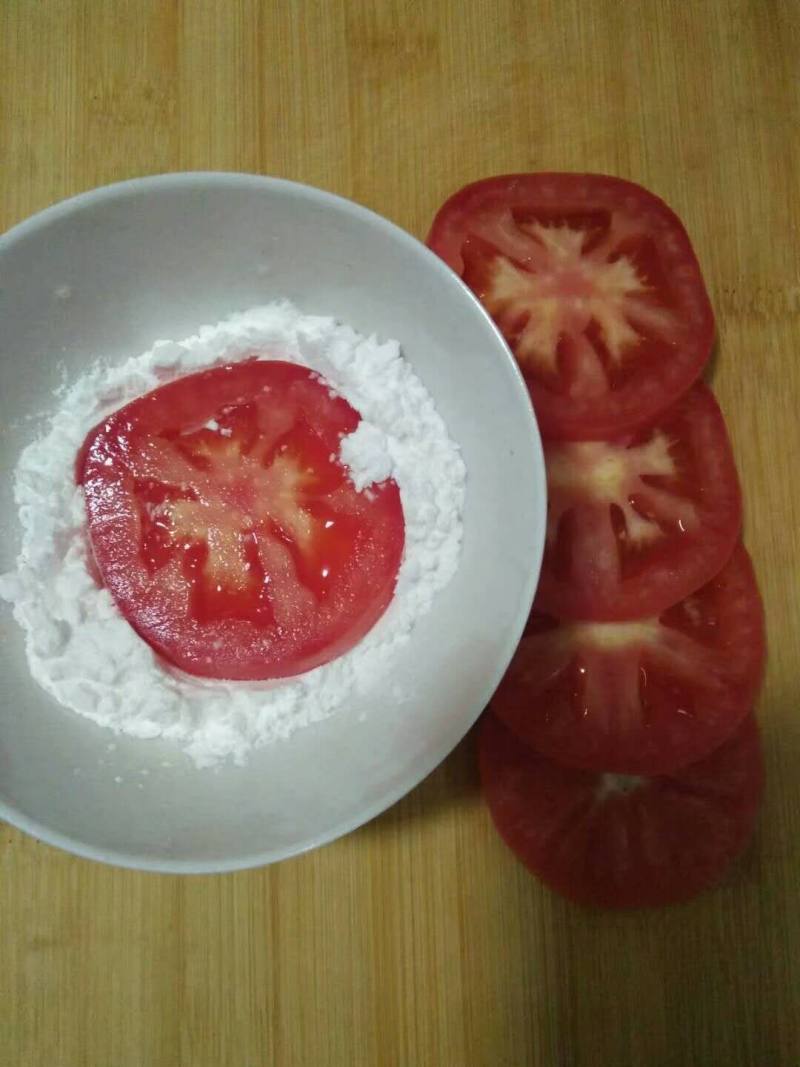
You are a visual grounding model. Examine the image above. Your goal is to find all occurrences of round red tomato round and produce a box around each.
[536,383,741,621]
[494,545,765,775]
[427,173,715,440]
[77,360,405,680]
[479,713,763,909]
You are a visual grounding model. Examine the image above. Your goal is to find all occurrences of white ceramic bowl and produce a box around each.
[0,173,546,872]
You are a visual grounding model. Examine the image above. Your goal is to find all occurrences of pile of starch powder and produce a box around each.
[0,301,466,768]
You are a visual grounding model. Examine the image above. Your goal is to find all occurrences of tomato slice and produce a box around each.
[77,360,405,680]
[494,545,764,775]
[427,174,714,440]
[537,383,741,620]
[479,713,763,909]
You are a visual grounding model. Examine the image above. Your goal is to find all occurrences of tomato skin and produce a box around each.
[536,383,742,621]
[493,545,765,775]
[427,173,715,441]
[77,360,405,681]
[479,713,763,909]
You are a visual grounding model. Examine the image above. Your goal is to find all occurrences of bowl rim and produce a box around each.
[0,171,547,874]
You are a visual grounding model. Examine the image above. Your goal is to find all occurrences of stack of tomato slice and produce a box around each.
[428,174,766,908]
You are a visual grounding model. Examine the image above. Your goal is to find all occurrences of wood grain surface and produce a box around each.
[1,2,799,1064]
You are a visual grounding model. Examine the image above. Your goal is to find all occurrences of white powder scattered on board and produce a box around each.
[0,301,466,767]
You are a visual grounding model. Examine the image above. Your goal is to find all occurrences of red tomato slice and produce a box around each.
[479,713,763,909]
[427,174,714,440]
[494,545,764,775]
[77,360,405,680]
[537,383,741,620]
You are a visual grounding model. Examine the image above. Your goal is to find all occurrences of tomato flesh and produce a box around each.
[77,360,405,680]
[479,714,763,909]
[427,173,715,440]
[537,383,741,620]
[494,545,764,774]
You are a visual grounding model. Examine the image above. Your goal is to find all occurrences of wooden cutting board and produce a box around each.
[1,1,798,1064]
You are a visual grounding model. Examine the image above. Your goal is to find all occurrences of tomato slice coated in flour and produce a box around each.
[536,383,741,621]
[479,713,763,909]
[494,545,764,775]
[77,360,405,681]
[427,173,715,440]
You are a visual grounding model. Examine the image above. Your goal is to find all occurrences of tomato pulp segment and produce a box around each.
[536,383,741,621]
[77,360,405,680]
[427,173,715,440]
[493,545,764,775]
[479,714,763,909]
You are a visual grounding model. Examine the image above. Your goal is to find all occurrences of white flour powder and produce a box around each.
[0,301,465,767]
